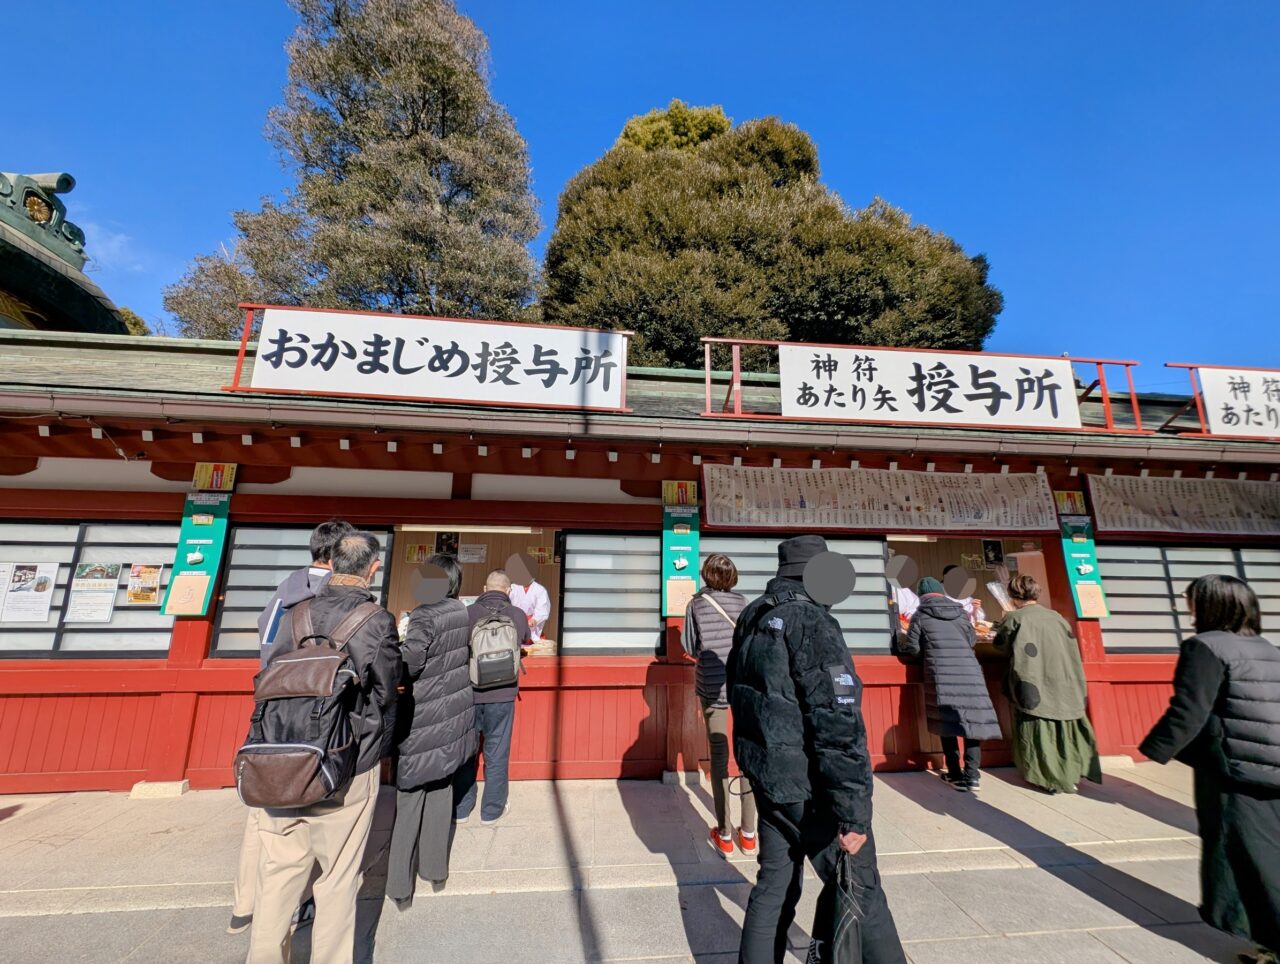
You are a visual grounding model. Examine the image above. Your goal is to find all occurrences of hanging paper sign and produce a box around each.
[1,562,59,623]
[193,462,237,492]
[704,465,1058,531]
[66,563,122,623]
[1088,474,1280,536]
[127,564,163,605]
[1195,367,1280,439]
[778,345,1082,429]
[245,307,629,412]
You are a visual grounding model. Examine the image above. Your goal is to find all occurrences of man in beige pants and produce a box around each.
[247,532,401,964]
[230,520,352,934]
[248,768,380,963]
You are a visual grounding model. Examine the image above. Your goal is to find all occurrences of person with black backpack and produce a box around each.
[228,519,353,937]
[243,531,402,964]
[454,568,530,825]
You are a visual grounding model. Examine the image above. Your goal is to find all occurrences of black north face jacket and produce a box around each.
[727,576,874,833]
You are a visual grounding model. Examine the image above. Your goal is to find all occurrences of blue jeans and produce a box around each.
[454,701,516,821]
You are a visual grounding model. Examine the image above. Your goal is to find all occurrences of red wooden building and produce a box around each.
[0,310,1277,794]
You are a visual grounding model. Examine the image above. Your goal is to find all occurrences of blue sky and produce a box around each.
[11,1,1279,391]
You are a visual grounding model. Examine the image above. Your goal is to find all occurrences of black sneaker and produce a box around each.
[941,772,970,792]
[963,771,982,792]
[226,914,252,935]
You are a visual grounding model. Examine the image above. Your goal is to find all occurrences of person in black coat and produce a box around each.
[386,554,478,906]
[728,535,906,964]
[1140,575,1280,964]
[899,576,1001,791]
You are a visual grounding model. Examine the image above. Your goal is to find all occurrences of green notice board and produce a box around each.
[662,504,701,617]
[1060,515,1109,619]
[161,493,231,617]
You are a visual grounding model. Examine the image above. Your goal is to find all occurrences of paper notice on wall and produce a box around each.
[163,572,211,616]
[1088,474,1280,535]
[665,577,697,614]
[126,564,163,605]
[703,464,1058,531]
[1,562,59,623]
[66,563,122,623]
[458,544,487,565]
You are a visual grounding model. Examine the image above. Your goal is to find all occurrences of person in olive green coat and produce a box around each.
[994,574,1101,794]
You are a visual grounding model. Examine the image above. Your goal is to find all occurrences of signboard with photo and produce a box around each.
[0,562,59,623]
[127,564,163,605]
[66,563,122,623]
[779,345,1082,429]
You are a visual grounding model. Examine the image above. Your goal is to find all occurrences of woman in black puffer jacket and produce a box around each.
[900,577,1002,791]
[387,554,478,905]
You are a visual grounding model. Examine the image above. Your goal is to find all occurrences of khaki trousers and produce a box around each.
[246,766,379,964]
[233,808,263,916]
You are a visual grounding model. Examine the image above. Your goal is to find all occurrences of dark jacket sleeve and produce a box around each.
[1139,636,1225,764]
[682,600,700,658]
[785,609,874,833]
[992,613,1016,654]
[898,613,924,658]
[364,612,405,712]
[401,607,435,681]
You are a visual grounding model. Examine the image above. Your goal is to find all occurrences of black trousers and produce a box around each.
[739,795,905,964]
[940,736,982,779]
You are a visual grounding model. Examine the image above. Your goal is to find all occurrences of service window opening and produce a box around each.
[388,525,562,655]
[886,535,1051,643]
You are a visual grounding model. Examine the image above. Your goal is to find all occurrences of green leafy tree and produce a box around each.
[165,0,539,339]
[618,99,730,152]
[542,105,1002,369]
[117,307,151,336]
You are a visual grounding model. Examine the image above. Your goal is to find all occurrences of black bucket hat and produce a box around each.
[777,534,829,579]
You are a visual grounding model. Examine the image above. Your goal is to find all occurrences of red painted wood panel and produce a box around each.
[0,694,156,786]
[187,694,254,771]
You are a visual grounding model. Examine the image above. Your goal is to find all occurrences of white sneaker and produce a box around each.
[480,804,510,825]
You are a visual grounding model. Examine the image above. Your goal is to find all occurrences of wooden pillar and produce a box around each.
[141,617,214,785]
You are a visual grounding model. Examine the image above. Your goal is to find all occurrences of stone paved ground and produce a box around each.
[0,761,1253,962]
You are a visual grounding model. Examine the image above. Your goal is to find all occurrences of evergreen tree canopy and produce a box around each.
[542,105,1002,369]
[618,99,730,152]
[165,0,539,339]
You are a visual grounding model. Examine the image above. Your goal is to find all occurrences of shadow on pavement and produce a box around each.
[618,666,813,960]
[1086,771,1199,835]
[913,767,1246,960]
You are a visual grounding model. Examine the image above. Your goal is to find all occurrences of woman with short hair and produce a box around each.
[683,552,756,857]
[1141,575,1280,964]
[994,574,1101,794]
[387,553,478,907]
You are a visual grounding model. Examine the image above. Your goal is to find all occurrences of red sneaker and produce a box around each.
[736,829,758,856]
[708,827,734,858]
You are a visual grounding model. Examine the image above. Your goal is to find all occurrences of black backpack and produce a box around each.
[234,598,380,808]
